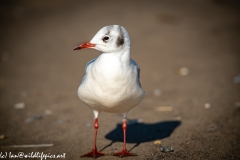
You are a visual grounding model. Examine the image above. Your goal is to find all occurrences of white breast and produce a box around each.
[78,54,145,113]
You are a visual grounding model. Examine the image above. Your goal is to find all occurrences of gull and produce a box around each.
[74,25,145,157]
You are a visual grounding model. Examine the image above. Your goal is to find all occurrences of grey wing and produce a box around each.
[85,58,97,75]
[130,59,142,88]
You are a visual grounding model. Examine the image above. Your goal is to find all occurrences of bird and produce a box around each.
[73,25,145,158]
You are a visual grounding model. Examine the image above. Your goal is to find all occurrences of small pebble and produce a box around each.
[154,140,161,145]
[174,116,182,120]
[86,123,91,127]
[14,102,25,109]
[0,135,6,140]
[208,124,217,132]
[156,106,173,111]
[56,118,67,124]
[45,110,52,115]
[233,75,240,84]
[160,146,174,152]
[235,102,240,108]
[204,103,211,109]
[179,67,189,76]
[25,114,45,123]
[127,119,142,125]
[21,91,28,98]
[154,89,161,96]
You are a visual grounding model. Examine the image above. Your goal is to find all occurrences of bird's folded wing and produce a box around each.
[131,59,142,87]
[85,58,97,75]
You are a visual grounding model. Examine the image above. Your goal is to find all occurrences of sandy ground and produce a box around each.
[0,0,240,159]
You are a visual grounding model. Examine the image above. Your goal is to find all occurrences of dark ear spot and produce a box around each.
[116,26,124,47]
[117,36,124,47]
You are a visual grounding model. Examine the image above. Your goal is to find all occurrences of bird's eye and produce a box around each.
[102,36,109,42]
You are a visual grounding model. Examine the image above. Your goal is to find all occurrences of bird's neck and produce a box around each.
[101,48,131,64]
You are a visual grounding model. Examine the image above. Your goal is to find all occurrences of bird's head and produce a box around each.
[74,25,130,53]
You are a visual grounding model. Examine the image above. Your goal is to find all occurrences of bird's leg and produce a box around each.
[113,119,137,157]
[80,118,104,158]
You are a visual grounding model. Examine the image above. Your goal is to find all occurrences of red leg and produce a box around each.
[80,118,104,158]
[113,119,137,157]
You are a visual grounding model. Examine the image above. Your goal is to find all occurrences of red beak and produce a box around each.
[73,41,96,50]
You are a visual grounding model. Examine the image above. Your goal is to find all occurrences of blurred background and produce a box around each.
[0,0,240,159]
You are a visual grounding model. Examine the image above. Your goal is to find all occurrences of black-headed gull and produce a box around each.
[74,25,145,157]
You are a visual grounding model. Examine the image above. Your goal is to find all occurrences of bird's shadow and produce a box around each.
[101,120,181,152]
